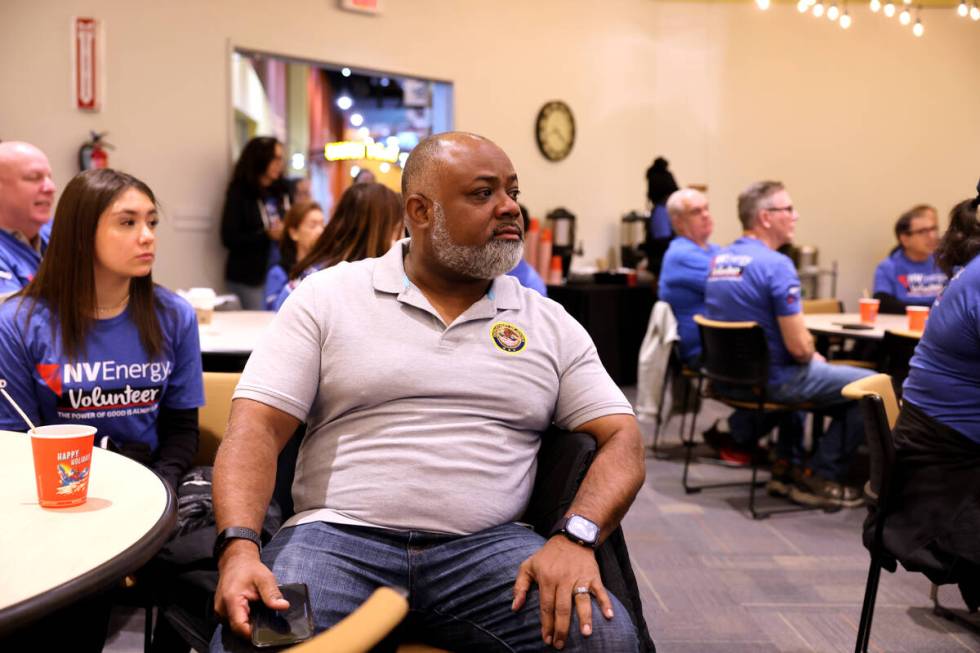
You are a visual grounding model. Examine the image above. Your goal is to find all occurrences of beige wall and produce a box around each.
[2,0,978,306]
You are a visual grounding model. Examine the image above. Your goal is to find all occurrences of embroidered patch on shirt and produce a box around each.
[490,321,527,354]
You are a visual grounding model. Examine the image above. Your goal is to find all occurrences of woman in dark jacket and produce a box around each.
[220,136,289,309]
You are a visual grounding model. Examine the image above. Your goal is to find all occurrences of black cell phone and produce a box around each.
[833,322,875,331]
[250,583,314,648]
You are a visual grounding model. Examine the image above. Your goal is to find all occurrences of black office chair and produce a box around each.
[840,374,900,653]
[650,341,698,459]
[684,315,831,520]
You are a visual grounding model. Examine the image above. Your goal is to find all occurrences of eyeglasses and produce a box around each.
[906,226,939,237]
[764,205,795,214]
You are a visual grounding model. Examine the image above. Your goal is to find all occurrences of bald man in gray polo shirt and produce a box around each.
[211,132,645,652]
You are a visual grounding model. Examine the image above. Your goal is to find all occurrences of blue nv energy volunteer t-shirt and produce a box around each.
[0,230,48,296]
[658,237,721,364]
[903,256,980,442]
[704,236,802,387]
[0,289,204,452]
[873,250,946,306]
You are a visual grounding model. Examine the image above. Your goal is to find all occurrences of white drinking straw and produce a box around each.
[0,387,37,433]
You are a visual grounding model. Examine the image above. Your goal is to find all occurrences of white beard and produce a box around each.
[429,201,523,280]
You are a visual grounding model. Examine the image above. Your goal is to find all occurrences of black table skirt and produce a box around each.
[546,283,656,386]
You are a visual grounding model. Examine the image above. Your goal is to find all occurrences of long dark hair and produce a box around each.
[19,169,163,360]
[291,183,403,279]
[229,136,282,196]
[935,199,980,276]
[279,201,322,273]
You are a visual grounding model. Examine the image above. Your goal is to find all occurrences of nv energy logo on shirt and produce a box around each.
[709,254,753,281]
[36,360,171,419]
[897,273,946,298]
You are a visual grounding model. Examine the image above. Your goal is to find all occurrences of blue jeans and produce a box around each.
[210,521,638,652]
[726,361,873,479]
[772,361,873,481]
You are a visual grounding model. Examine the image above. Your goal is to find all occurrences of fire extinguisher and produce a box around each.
[78,131,113,171]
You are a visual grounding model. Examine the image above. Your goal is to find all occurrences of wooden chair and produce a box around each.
[801,298,844,314]
[288,587,411,653]
[686,315,830,519]
[841,373,898,653]
[194,371,241,467]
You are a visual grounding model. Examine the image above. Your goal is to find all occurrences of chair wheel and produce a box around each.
[684,487,702,495]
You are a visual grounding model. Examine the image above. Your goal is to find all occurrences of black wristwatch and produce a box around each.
[213,526,262,559]
[552,514,601,549]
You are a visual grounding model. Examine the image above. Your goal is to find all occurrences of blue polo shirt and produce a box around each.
[658,236,720,363]
[873,250,946,307]
[0,288,205,452]
[704,236,802,386]
[507,259,547,297]
[903,256,980,441]
[0,230,48,295]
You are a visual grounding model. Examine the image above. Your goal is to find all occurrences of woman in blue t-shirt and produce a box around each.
[872,204,947,313]
[272,182,403,310]
[263,201,326,309]
[0,168,205,492]
[878,188,980,610]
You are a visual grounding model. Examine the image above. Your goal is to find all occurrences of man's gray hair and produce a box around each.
[737,180,785,230]
[666,188,706,222]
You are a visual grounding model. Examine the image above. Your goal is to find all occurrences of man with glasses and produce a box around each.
[704,180,873,509]
[873,204,946,314]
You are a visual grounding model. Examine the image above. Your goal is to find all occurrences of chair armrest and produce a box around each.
[288,587,408,652]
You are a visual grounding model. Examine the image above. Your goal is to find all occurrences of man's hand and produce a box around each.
[512,536,614,650]
[214,541,289,640]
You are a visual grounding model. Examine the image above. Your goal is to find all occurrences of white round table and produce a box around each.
[0,432,176,636]
[803,312,916,340]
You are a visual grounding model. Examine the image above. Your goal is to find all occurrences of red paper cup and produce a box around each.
[907,306,929,332]
[30,424,97,508]
[858,298,880,325]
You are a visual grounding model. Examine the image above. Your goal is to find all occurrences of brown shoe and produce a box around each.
[789,469,864,509]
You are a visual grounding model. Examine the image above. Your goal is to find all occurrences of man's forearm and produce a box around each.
[565,424,645,544]
[213,402,293,534]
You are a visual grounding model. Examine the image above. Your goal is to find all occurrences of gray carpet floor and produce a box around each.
[104,392,980,653]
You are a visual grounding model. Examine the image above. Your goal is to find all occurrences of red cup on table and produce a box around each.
[907,306,929,332]
[858,298,880,325]
[30,424,98,508]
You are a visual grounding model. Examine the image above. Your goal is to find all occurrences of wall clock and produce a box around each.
[535,100,575,162]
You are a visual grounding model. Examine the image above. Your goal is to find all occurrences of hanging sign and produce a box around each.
[73,17,100,111]
[325,141,400,163]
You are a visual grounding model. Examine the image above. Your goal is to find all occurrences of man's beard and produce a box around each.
[430,202,523,280]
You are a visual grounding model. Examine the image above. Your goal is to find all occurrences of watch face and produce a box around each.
[566,514,599,543]
[535,101,575,162]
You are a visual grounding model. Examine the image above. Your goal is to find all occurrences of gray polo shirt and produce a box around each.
[235,240,633,535]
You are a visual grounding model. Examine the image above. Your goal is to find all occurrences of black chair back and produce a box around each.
[694,316,770,388]
[877,331,920,395]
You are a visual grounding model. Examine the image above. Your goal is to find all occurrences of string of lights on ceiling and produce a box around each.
[753,0,980,36]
